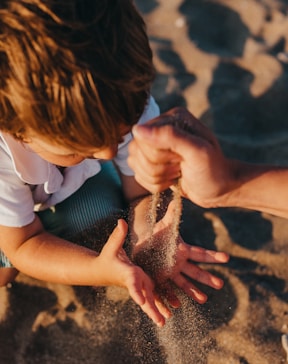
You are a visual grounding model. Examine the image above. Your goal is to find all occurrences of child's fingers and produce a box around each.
[127,274,171,327]
[126,271,147,306]
[157,282,181,309]
[180,263,225,290]
[180,243,229,263]
[129,286,166,327]
[154,292,173,318]
[172,274,208,304]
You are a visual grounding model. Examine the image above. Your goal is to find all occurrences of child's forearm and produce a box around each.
[0,217,118,286]
[12,232,105,285]
[1,218,172,326]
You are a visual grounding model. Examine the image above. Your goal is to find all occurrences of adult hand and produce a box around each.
[128,107,234,208]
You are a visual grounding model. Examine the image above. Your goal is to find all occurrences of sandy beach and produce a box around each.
[1,1,288,363]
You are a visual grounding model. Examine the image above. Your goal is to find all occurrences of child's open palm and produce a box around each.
[97,219,171,327]
[132,200,229,307]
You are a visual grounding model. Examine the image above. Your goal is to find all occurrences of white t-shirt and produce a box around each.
[0,96,159,227]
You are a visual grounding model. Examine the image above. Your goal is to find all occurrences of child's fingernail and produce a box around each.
[156,320,164,328]
[164,310,172,319]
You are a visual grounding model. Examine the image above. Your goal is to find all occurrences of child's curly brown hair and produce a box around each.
[0,0,155,150]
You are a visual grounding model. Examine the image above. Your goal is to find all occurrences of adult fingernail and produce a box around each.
[132,125,151,138]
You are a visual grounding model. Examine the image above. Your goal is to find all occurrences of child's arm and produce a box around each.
[0,216,170,327]
[120,174,229,306]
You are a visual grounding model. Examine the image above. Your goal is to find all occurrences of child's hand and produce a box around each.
[97,219,171,327]
[164,238,229,306]
[132,201,229,307]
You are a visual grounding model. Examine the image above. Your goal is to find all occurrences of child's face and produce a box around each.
[26,126,131,167]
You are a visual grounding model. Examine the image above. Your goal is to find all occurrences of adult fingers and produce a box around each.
[128,142,181,183]
[144,106,217,144]
[129,135,181,165]
[132,121,216,166]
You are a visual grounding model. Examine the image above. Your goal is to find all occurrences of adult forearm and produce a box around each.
[221,160,288,218]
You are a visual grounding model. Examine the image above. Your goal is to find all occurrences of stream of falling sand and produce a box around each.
[147,114,196,275]
[76,180,207,363]
[148,182,182,275]
[149,184,209,364]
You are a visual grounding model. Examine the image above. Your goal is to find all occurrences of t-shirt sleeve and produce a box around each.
[113,95,160,176]
[0,154,35,227]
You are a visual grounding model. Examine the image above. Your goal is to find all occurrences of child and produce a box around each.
[0,0,228,327]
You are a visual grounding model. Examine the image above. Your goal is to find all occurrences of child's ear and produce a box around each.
[14,132,31,143]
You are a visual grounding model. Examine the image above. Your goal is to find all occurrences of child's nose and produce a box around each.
[93,145,118,160]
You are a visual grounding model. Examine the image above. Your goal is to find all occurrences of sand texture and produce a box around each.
[1,1,288,363]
